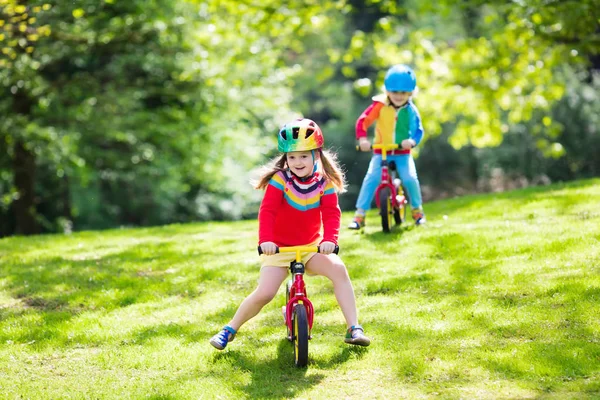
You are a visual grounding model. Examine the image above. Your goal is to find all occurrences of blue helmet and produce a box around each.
[384,64,416,92]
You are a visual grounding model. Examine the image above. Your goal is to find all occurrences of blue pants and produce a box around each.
[355,154,423,212]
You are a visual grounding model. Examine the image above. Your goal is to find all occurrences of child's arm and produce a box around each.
[356,102,384,151]
[320,183,341,245]
[407,103,424,147]
[258,175,284,245]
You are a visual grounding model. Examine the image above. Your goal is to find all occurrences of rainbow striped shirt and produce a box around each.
[258,170,340,247]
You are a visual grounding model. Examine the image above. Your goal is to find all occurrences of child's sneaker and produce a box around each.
[347,214,365,230]
[209,325,236,350]
[344,325,371,346]
[412,208,426,226]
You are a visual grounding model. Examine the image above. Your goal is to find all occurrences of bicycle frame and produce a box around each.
[373,143,403,210]
[279,246,316,335]
[258,245,339,367]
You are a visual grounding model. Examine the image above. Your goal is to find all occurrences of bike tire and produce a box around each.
[292,303,309,367]
[379,187,392,233]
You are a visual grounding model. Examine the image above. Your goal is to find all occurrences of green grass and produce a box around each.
[1,179,599,399]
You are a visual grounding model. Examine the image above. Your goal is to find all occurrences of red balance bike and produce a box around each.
[358,143,408,233]
[258,245,338,367]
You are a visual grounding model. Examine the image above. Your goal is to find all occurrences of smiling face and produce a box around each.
[387,90,412,107]
[286,150,315,178]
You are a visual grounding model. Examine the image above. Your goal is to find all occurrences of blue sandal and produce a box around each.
[209,325,237,350]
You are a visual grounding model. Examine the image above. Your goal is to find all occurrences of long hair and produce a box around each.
[254,149,346,193]
[254,154,287,190]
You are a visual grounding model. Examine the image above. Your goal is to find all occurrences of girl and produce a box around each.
[209,118,370,350]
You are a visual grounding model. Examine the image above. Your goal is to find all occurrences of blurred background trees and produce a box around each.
[1,0,598,236]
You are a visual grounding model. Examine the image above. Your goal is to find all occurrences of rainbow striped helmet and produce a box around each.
[277,118,324,153]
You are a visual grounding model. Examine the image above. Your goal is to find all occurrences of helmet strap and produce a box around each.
[312,149,322,174]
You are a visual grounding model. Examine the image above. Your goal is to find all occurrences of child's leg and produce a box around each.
[394,154,423,209]
[355,155,383,214]
[306,254,370,346]
[306,254,358,327]
[227,266,289,331]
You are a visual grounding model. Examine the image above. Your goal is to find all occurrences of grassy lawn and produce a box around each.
[1,179,599,399]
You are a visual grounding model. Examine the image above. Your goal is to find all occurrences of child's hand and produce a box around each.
[260,242,277,255]
[319,241,336,255]
[358,137,371,152]
[401,139,416,150]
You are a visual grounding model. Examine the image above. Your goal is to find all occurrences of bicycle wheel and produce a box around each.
[292,303,309,367]
[379,187,393,233]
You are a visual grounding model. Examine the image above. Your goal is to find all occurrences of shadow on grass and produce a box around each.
[208,337,361,399]
[0,237,257,347]
[211,341,321,399]
[372,292,600,392]
[361,224,413,244]
[470,304,600,390]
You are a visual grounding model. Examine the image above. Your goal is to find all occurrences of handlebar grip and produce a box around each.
[317,245,339,254]
[258,245,280,255]
[258,245,338,254]
[257,246,279,256]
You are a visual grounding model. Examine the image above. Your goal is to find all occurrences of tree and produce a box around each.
[1,1,52,234]
[283,0,599,207]
[2,0,598,235]
[0,0,346,235]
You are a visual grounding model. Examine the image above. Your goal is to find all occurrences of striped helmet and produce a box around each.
[277,118,324,153]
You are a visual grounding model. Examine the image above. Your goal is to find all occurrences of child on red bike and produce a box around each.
[210,118,370,350]
[348,64,427,229]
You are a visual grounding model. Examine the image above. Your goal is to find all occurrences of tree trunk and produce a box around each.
[13,140,39,235]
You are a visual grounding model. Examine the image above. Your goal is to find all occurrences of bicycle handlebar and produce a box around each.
[356,143,399,152]
[257,245,339,255]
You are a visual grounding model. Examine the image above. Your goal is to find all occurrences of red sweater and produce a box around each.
[258,170,340,246]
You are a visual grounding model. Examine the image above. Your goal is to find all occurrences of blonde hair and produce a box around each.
[254,149,346,193]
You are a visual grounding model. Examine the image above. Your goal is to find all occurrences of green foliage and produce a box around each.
[333,0,588,147]
[1,0,302,233]
[1,0,599,235]
[289,0,599,210]
[0,1,52,67]
[416,64,600,197]
[0,179,599,397]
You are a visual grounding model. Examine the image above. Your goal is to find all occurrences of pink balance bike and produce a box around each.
[359,143,408,233]
[258,245,338,367]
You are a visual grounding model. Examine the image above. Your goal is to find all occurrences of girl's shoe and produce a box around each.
[209,325,236,350]
[344,325,371,346]
[347,215,365,230]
